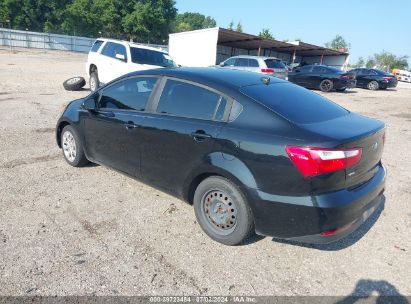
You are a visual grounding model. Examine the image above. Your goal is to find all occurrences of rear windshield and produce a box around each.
[240,83,349,124]
[130,47,177,67]
[264,59,285,69]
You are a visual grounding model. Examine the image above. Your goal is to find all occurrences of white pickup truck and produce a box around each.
[86,38,177,91]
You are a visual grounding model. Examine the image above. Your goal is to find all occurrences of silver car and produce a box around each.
[219,55,288,79]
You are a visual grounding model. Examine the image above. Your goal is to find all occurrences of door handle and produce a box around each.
[191,131,212,141]
[125,121,139,130]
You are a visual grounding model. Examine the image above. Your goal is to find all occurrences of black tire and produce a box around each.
[319,79,333,92]
[61,125,89,167]
[63,76,86,91]
[194,176,254,246]
[336,88,346,92]
[367,80,379,90]
[90,72,100,92]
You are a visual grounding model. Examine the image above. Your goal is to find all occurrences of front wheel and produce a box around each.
[194,176,254,246]
[89,72,100,92]
[61,125,89,167]
[367,80,379,90]
[319,79,333,92]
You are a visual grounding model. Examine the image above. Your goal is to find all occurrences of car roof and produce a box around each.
[125,67,287,90]
[229,55,281,60]
[95,37,167,53]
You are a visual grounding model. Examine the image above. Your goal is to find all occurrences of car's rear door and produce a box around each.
[83,76,159,176]
[139,78,229,196]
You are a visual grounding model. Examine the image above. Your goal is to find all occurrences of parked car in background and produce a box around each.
[56,67,385,246]
[348,68,398,90]
[219,55,288,79]
[288,65,356,92]
[86,38,177,91]
[392,69,411,83]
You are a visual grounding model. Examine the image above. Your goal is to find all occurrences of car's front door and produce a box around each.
[139,78,228,196]
[290,66,313,87]
[99,42,129,84]
[83,76,159,176]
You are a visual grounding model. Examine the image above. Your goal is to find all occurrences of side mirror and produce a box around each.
[219,62,224,67]
[81,98,96,111]
[115,53,126,61]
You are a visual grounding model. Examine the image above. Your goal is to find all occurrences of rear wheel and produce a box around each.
[319,79,333,92]
[194,176,254,246]
[90,72,100,92]
[367,80,379,90]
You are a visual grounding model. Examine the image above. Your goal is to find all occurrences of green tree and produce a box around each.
[122,0,177,43]
[325,35,350,51]
[373,51,408,71]
[366,58,376,68]
[228,20,234,30]
[173,12,216,32]
[236,21,242,32]
[259,28,274,40]
[1,0,70,32]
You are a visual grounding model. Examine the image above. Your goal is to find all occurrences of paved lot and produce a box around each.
[0,48,410,297]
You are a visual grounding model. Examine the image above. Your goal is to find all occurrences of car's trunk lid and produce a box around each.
[301,113,385,188]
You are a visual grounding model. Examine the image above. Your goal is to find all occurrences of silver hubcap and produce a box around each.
[321,80,332,91]
[67,77,81,85]
[90,77,96,91]
[62,131,76,162]
[368,81,378,90]
[202,190,237,235]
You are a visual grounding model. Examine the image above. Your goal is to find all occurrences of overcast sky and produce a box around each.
[176,0,411,65]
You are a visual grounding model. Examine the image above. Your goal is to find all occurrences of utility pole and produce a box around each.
[6,19,11,52]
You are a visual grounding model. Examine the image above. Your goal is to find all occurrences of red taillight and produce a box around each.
[285,146,362,178]
[340,75,349,79]
[320,221,355,236]
[383,76,393,81]
[261,68,275,74]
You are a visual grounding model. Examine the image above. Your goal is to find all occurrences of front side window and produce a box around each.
[223,58,236,66]
[101,42,127,61]
[91,40,104,52]
[156,80,223,120]
[99,77,158,111]
[297,66,313,73]
[130,47,176,67]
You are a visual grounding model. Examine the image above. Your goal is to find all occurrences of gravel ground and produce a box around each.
[0,47,410,297]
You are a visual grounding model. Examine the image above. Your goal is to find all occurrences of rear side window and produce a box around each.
[99,77,157,111]
[264,59,285,69]
[156,80,223,120]
[235,58,249,67]
[90,40,104,52]
[240,83,349,124]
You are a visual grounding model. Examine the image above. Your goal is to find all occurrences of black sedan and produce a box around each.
[348,68,398,90]
[288,64,356,92]
[56,68,385,246]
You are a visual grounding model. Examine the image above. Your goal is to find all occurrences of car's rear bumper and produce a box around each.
[248,164,386,243]
[381,80,398,88]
